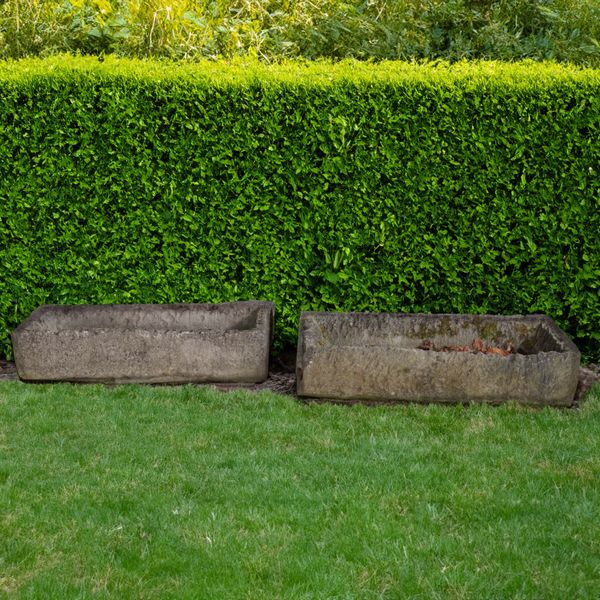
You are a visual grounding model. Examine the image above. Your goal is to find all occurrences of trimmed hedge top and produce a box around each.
[1,55,599,86]
[0,56,599,361]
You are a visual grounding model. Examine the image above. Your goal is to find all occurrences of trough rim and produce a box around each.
[297,311,580,357]
[11,300,275,337]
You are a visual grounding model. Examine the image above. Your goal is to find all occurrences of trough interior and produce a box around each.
[23,304,260,333]
[311,314,566,354]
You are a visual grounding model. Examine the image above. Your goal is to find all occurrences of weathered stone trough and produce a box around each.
[12,301,273,384]
[297,312,580,406]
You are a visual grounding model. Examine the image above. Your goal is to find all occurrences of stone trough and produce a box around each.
[12,301,273,384]
[296,312,580,406]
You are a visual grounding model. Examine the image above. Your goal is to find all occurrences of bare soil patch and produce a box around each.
[0,359,16,381]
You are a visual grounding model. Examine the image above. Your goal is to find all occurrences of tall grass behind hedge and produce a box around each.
[0,0,599,65]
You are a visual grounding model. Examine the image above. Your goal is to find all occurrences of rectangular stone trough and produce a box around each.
[12,301,274,384]
[296,312,580,406]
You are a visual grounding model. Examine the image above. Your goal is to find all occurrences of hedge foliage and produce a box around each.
[0,56,599,360]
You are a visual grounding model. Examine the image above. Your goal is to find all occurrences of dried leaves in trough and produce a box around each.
[418,339,515,357]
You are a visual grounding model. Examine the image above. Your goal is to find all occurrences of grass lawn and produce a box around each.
[1,381,599,599]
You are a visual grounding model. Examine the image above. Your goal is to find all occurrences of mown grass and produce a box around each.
[0,0,598,65]
[1,381,600,598]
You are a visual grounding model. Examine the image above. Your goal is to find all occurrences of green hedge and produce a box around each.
[0,56,599,361]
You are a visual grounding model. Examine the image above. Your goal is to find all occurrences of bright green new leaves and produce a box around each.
[0,57,598,360]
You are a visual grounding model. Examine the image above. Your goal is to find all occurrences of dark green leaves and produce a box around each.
[0,58,598,360]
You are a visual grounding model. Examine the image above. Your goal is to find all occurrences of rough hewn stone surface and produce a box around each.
[297,312,580,406]
[12,301,273,384]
